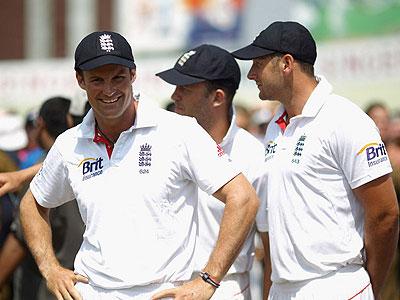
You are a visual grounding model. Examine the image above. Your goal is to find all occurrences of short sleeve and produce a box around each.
[253,168,269,232]
[180,118,240,195]
[332,110,392,189]
[30,142,75,208]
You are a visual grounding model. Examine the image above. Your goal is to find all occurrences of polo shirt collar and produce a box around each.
[300,75,333,118]
[220,113,239,148]
[272,75,333,125]
[76,96,158,139]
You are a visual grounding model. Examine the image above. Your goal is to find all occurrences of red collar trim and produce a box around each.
[275,111,288,132]
[94,126,113,158]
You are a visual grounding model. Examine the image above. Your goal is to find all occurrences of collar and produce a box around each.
[94,125,114,158]
[76,95,159,139]
[220,113,240,147]
[300,75,333,118]
[275,110,288,132]
[271,75,333,130]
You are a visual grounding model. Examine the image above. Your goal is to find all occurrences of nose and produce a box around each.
[247,66,256,81]
[171,87,180,102]
[103,82,116,97]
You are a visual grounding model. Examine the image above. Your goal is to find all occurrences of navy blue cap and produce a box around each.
[156,44,241,90]
[232,21,317,65]
[74,31,135,71]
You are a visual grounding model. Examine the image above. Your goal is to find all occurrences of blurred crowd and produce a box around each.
[0,96,399,299]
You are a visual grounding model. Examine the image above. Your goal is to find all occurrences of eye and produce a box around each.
[90,77,102,83]
[114,75,126,81]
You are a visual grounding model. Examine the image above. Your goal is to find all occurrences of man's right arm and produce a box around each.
[20,189,88,300]
[0,163,42,197]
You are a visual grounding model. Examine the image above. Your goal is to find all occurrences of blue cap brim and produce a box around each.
[231,44,276,60]
[76,55,136,71]
[156,68,205,86]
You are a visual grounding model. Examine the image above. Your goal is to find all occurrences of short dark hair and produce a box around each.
[204,79,237,107]
[39,97,71,139]
[297,61,314,77]
[267,52,314,76]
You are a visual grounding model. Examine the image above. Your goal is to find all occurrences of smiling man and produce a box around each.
[19,31,259,300]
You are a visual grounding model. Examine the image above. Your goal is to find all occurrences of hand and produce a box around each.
[151,277,216,300]
[0,171,22,197]
[43,265,89,300]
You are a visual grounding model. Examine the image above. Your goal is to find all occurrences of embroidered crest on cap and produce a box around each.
[178,50,196,66]
[99,34,114,52]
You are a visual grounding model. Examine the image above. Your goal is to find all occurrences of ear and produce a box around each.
[212,89,226,108]
[66,114,74,128]
[281,54,295,74]
[35,116,46,130]
[130,69,137,83]
[76,71,86,90]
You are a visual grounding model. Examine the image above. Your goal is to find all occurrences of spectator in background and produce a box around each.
[234,104,252,131]
[16,111,45,170]
[381,109,400,300]
[0,111,28,168]
[365,101,391,143]
[0,96,85,300]
[0,111,28,300]
[250,107,273,142]
[70,91,91,125]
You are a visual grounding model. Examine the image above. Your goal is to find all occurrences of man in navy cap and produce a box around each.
[19,31,259,300]
[156,44,271,299]
[232,21,399,299]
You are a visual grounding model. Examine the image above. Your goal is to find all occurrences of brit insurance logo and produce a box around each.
[78,157,104,181]
[265,141,277,162]
[357,142,388,167]
[138,143,152,174]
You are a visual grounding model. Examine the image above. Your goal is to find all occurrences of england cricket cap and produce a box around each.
[156,44,241,90]
[231,21,317,65]
[74,31,135,71]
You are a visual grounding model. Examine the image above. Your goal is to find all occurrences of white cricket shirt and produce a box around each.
[261,76,392,283]
[194,115,267,274]
[30,98,240,289]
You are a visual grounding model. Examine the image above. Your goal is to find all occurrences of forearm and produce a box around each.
[19,163,42,184]
[364,214,399,296]
[205,179,259,280]
[0,233,27,287]
[260,232,272,300]
[19,189,59,279]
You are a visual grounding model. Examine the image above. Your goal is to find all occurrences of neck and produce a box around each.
[40,131,55,152]
[283,75,318,120]
[96,99,137,143]
[205,112,230,144]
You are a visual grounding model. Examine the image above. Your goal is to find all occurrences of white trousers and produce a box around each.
[75,281,183,300]
[191,271,251,300]
[268,265,374,300]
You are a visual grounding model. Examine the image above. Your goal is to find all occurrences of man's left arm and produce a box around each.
[152,173,259,299]
[353,174,399,299]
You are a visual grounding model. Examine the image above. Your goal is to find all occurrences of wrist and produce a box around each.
[199,271,220,289]
[39,260,60,280]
